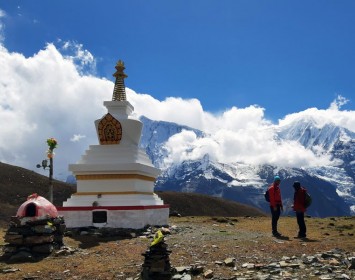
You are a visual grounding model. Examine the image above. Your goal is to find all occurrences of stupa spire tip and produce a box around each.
[112,59,127,101]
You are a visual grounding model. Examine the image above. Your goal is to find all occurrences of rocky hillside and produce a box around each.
[0,162,265,226]
[0,162,75,226]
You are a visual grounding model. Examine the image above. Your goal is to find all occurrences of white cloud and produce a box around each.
[128,90,271,134]
[278,96,355,132]
[0,42,111,179]
[70,134,86,142]
[129,89,344,168]
[59,40,97,75]
[329,95,349,110]
[0,40,353,180]
[163,122,335,168]
[128,91,206,130]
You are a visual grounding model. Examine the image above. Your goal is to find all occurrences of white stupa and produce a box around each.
[58,60,169,229]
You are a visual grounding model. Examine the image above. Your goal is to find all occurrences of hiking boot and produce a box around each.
[272,232,282,237]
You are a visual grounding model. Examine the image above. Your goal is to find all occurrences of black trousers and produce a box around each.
[270,205,281,234]
[296,211,307,237]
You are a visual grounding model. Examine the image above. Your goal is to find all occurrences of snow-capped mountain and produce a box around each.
[139,116,355,217]
[277,118,355,214]
[140,116,205,168]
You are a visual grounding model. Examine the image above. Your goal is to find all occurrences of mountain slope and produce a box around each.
[157,191,265,217]
[0,162,264,226]
[0,162,76,226]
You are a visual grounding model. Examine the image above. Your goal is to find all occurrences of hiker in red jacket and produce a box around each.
[268,175,283,237]
[292,181,307,238]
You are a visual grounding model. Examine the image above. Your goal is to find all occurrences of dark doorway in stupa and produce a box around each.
[92,211,107,224]
[25,203,37,217]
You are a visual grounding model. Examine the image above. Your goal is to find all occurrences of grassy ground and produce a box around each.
[0,216,354,279]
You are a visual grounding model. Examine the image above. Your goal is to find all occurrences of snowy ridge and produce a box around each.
[138,116,355,217]
[65,116,355,217]
[277,118,355,153]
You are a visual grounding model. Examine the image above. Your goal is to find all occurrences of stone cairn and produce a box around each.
[141,229,173,280]
[2,216,66,262]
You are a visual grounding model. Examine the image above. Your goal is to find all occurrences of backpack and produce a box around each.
[264,189,270,202]
[304,190,312,208]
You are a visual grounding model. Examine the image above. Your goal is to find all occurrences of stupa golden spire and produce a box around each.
[112,60,128,101]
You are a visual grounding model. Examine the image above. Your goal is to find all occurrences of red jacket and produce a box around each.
[293,187,307,212]
[268,183,282,208]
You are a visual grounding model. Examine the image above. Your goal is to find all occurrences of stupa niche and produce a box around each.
[57,60,169,229]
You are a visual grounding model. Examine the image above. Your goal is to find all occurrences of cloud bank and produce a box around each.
[0,40,354,180]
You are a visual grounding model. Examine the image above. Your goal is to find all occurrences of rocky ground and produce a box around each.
[0,216,354,280]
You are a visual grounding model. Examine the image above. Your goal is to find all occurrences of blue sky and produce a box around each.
[1,1,355,180]
[1,1,355,121]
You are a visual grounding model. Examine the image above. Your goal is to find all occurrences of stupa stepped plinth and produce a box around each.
[58,60,169,229]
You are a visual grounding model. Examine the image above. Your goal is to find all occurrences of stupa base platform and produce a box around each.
[57,205,169,229]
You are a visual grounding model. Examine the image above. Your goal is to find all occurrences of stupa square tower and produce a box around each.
[58,61,169,229]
